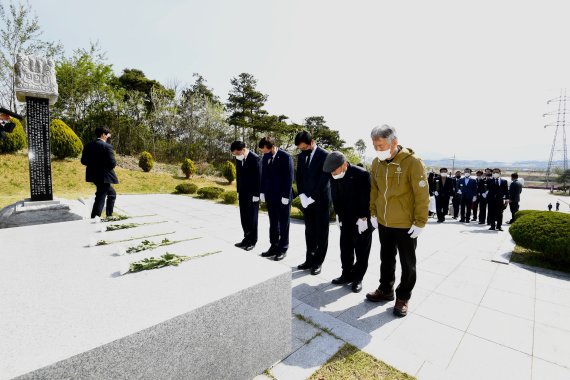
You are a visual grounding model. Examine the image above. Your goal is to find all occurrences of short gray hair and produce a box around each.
[370,124,397,144]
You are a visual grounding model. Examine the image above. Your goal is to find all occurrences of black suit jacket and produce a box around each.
[80,139,119,184]
[509,180,522,203]
[433,175,454,197]
[488,178,509,201]
[261,149,294,201]
[295,146,331,202]
[331,164,370,225]
[235,151,261,199]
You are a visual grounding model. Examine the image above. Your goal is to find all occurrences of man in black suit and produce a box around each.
[457,168,478,223]
[323,151,372,293]
[81,126,119,219]
[231,141,261,251]
[451,170,462,219]
[433,168,454,222]
[259,137,294,261]
[478,168,493,224]
[472,170,483,221]
[487,168,510,231]
[507,172,523,224]
[295,131,331,276]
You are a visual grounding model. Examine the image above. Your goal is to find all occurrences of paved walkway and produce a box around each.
[108,193,570,380]
[2,190,569,380]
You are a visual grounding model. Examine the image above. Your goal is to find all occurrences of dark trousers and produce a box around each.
[478,198,488,223]
[452,195,460,218]
[339,223,372,282]
[91,182,116,218]
[267,199,291,253]
[378,225,417,301]
[472,199,479,220]
[509,202,519,222]
[239,198,259,245]
[303,199,331,266]
[460,198,473,221]
[488,199,505,229]
[435,195,450,221]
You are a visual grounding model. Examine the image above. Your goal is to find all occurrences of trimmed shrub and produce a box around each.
[514,210,540,220]
[197,186,225,199]
[181,158,196,178]
[0,118,27,153]
[509,211,570,266]
[222,160,236,184]
[49,119,83,159]
[292,183,298,198]
[175,183,198,194]
[292,196,303,211]
[139,151,154,172]
[223,190,238,204]
[195,162,218,176]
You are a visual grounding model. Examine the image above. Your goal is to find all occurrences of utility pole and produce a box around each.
[543,89,568,190]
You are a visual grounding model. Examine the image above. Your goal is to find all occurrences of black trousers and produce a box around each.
[452,195,460,218]
[239,197,259,245]
[267,198,291,253]
[339,222,372,282]
[472,198,480,220]
[488,199,505,229]
[435,195,450,221]
[378,225,417,301]
[303,199,331,266]
[91,182,116,218]
[509,202,519,222]
[478,197,488,223]
[460,198,473,221]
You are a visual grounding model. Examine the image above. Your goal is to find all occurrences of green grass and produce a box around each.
[0,152,236,209]
[511,245,570,274]
[309,343,415,380]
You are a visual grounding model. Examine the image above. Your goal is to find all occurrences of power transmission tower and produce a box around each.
[543,89,569,190]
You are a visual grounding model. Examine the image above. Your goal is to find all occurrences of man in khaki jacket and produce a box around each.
[365,125,429,317]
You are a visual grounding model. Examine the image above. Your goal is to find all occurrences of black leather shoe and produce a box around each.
[352,281,363,293]
[459,219,465,223]
[243,244,255,251]
[297,262,312,270]
[478,222,485,224]
[497,227,504,231]
[261,247,277,257]
[274,251,286,261]
[332,275,352,285]
[311,266,322,275]
[234,241,245,248]
[488,227,496,231]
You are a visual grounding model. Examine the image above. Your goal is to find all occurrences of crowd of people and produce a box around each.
[231,125,428,317]
[427,167,523,230]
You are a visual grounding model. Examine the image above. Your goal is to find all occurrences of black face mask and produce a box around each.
[455,175,461,178]
[486,174,492,178]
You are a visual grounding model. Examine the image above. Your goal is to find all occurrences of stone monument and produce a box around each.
[0,54,85,228]
[15,53,58,201]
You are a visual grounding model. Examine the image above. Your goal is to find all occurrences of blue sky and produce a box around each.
[29,0,570,162]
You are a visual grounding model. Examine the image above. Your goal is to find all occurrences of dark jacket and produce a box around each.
[488,177,509,202]
[296,146,331,202]
[433,175,454,197]
[331,164,370,225]
[457,177,478,200]
[235,151,261,199]
[261,149,294,201]
[81,139,119,184]
[509,180,522,203]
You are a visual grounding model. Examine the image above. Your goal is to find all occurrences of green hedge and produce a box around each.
[292,196,303,211]
[223,190,238,204]
[514,210,541,220]
[509,211,570,266]
[197,186,225,199]
[0,118,27,153]
[139,151,154,172]
[175,183,198,194]
[50,119,83,159]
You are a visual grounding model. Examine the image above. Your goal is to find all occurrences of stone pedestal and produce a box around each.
[0,220,292,379]
[0,198,85,229]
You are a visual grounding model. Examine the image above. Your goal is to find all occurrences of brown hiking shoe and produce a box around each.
[394,299,409,317]
[366,288,395,302]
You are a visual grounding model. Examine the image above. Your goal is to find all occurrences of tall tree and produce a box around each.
[226,73,268,142]
[355,138,366,160]
[303,116,345,151]
[0,0,63,111]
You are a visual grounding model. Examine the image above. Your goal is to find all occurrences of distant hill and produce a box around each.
[422,159,549,171]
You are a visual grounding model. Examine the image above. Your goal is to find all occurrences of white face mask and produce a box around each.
[464,173,471,178]
[376,148,392,161]
[493,173,500,179]
[440,172,448,177]
[332,170,346,180]
[235,154,244,161]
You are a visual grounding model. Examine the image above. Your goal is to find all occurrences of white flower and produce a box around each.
[99,224,107,233]
[116,245,126,256]
[120,263,131,275]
